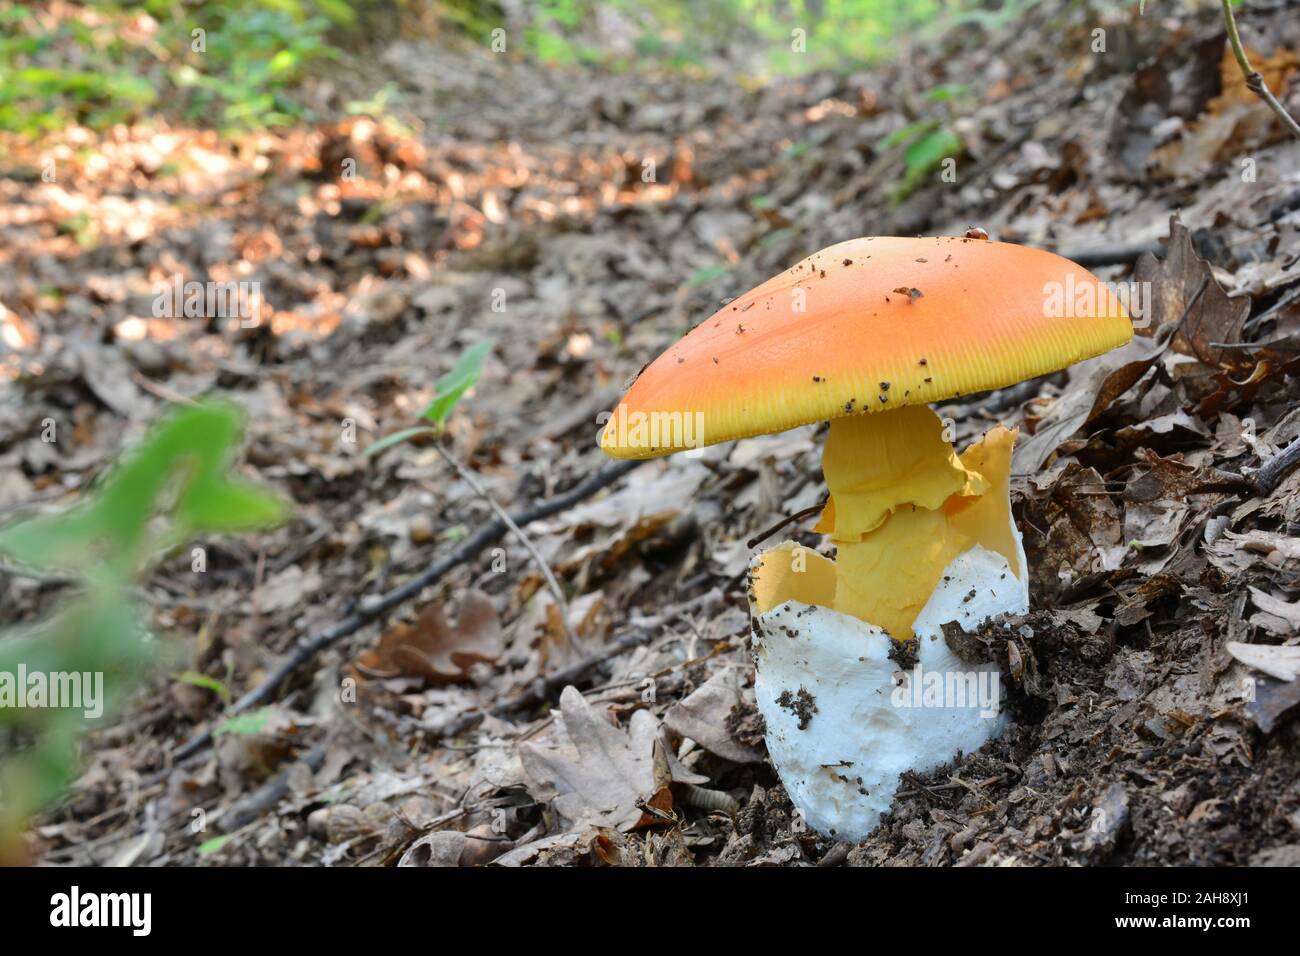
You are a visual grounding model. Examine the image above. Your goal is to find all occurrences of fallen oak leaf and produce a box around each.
[1155,46,1300,181]
[1223,530,1300,561]
[492,829,592,867]
[1193,353,1300,418]
[519,686,687,832]
[1019,463,1126,588]
[354,589,502,684]
[1132,216,1249,369]
[1126,448,1245,501]
[663,668,763,764]
[535,460,708,574]
[1014,215,1257,475]
[1205,532,1290,575]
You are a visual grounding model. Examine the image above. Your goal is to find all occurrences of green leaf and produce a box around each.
[889,127,965,203]
[924,83,968,102]
[214,708,276,738]
[365,426,437,458]
[176,478,288,536]
[0,401,288,578]
[267,50,299,77]
[178,671,233,708]
[878,119,937,152]
[313,0,357,26]
[688,264,730,287]
[0,400,287,841]
[198,834,234,856]
[0,590,155,822]
[903,127,963,178]
[419,340,493,428]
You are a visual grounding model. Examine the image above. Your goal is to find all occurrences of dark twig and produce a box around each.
[1187,438,1300,499]
[1052,241,1162,268]
[747,498,827,549]
[1221,0,1300,142]
[217,743,327,833]
[435,589,722,739]
[1255,437,1300,496]
[431,443,583,652]
[172,458,643,761]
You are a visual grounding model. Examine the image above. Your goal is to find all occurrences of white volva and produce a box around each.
[750,539,1028,843]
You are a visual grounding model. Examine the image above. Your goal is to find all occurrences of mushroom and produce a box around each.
[600,235,1132,841]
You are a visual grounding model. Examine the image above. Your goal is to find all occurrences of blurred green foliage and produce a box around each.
[0,0,345,132]
[170,4,341,127]
[0,0,984,135]
[872,80,976,202]
[436,0,976,72]
[0,402,287,852]
[450,0,973,72]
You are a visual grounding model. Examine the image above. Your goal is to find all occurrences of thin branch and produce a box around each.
[1255,437,1300,496]
[171,458,643,761]
[434,588,723,740]
[746,498,827,549]
[1221,0,1300,142]
[217,743,327,833]
[1182,437,1300,498]
[1051,241,1162,268]
[431,443,584,653]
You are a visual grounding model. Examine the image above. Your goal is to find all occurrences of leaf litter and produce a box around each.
[4,1,1300,866]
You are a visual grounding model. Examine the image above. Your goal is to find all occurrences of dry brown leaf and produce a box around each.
[663,669,763,764]
[1013,217,1252,473]
[1132,217,1249,369]
[1017,462,1141,603]
[1013,337,1162,474]
[1244,675,1300,735]
[355,589,502,684]
[1206,530,1300,576]
[536,460,708,573]
[1156,47,1300,180]
[519,686,672,832]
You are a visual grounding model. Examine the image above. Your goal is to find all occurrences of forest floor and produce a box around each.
[3,1,1300,866]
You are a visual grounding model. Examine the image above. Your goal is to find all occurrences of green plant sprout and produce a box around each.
[366,340,494,456]
[213,707,277,737]
[364,338,581,649]
[197,833,235,856]
[877,112,964,204]
[179,667,235,708]
[0,401,288,855]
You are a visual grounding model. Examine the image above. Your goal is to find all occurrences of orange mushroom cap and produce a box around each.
[600,235,1133,459]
